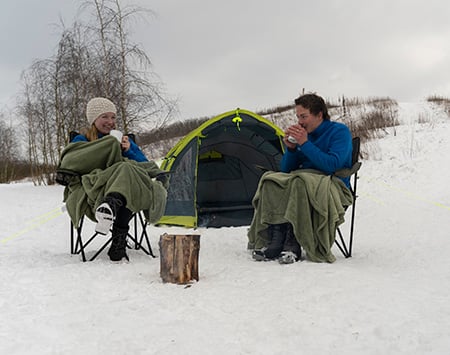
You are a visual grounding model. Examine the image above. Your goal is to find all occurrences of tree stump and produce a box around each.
[159,233,200,284]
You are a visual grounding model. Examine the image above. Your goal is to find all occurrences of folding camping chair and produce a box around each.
[61,131,155,262]
[334,136,362,258]
[70,212,154,262]
[254,136,361,259]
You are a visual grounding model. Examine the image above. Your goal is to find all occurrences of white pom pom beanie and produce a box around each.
[86,97,117,125]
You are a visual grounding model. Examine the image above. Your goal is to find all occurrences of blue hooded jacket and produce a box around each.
[281,120,352,187]
[71,133,148,162]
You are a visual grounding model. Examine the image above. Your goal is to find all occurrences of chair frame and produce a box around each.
[334,137,361,258]
[70,212,155,262]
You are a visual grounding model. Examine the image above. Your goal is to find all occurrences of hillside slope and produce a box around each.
[1,101,449,354]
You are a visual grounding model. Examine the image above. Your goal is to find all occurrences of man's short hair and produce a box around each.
[294,93,330,120]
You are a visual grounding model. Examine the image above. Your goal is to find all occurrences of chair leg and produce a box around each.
[335,172,359,258]
[347,172,359,257]
[129,212,155,257]
[72,217,87,262]
[71,216,108,262]
[88,236,112,261]
[70,221,75,255]
[133,212,139,249]
[142,225,155,257]
[336,227,350,258]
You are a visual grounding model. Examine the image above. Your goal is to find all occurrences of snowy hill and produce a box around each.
[1,101,449,354]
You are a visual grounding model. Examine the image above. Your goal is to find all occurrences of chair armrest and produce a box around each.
[334,162,362,178]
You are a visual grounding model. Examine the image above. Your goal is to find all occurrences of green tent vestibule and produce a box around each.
[158,108,285,228]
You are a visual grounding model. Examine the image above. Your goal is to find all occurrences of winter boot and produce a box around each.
[107,225,129,262]
[95,193,125,235]
[252,223,287,261]
[279,223,301,264]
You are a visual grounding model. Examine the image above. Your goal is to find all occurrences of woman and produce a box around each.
[248,93,353,264]
[71,97,147,162]
[60,97,168,262]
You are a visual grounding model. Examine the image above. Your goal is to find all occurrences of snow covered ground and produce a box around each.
[1,101,450,354]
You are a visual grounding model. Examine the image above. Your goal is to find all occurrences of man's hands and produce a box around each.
[284,124,307,149]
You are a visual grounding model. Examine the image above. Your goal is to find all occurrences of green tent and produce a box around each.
[159,108,285,228]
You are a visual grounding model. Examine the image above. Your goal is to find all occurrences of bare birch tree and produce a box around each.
[17,0,176,185]
[0,114,21,183]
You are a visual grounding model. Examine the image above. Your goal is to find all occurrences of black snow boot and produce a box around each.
[104,192,125,211]
[252,223,287,261]
[107,226,129,262]
[279,223,302,264]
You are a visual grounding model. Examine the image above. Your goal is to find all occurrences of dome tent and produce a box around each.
[158,108,285,228]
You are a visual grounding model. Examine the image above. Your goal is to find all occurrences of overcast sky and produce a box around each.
[1,0,450,119]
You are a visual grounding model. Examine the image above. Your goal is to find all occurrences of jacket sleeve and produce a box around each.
[70,134,88,143]
[300,125,352,174]
[280,148,303,172]
[123,138,148,162]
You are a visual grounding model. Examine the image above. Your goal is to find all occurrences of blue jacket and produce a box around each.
[281,120,352,187]
[71,133,148,162]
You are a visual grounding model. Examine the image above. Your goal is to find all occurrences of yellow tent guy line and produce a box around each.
[27,206,63,225]
[1,207,64,244]
[362,178,450,212]
[357,190,386,206]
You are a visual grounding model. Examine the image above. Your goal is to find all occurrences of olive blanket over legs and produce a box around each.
[247,170,353,263]
[58,136,167,227]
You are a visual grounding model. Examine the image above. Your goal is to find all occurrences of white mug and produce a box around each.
[110,129,123,143]
[287,136,297,144]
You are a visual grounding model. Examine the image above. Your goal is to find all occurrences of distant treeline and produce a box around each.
[139,95,450,160]
[1,95,449,183]
[138,96,398,146]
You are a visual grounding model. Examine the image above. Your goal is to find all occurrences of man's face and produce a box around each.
[295,105,323,133]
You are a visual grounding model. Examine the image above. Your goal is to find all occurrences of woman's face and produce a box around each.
[295,105,323,133]
[94,112,116,135]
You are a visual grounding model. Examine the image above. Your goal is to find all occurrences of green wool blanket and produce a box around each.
[247,170,353,263]
[58,136,167,227]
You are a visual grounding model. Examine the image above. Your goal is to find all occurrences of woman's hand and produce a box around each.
[121,135,131,152]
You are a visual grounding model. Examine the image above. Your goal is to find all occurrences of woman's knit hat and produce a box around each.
[86,97,117,125]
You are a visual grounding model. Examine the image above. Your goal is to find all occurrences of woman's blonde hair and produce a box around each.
[80,125,100,141]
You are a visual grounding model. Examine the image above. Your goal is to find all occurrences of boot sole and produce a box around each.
[252,249,280,262]
[95,203,114,235]
[278,251,299,264]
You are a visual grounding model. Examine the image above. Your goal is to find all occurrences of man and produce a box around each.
[248,93,353,264]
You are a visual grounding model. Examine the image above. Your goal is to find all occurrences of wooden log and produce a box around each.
[159,233,200,284]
